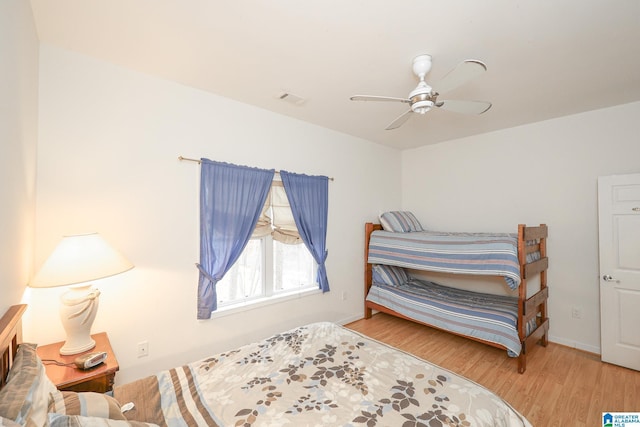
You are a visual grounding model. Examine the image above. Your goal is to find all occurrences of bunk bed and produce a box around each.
[364,215,549,373]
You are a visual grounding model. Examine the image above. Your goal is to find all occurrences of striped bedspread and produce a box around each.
[114,322,532,427]
[368,230,522,289]
[367,279,523,356]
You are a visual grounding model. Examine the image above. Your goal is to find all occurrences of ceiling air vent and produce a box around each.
[276,91,306,106]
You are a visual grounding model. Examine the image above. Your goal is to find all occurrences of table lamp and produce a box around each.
[30,233,133,355]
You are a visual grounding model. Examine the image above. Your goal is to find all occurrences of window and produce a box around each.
[216,180,317,307]
[197,160,329,319]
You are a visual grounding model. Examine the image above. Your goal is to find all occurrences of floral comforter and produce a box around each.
[114,322,531,427]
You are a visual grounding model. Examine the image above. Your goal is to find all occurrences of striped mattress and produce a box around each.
[366,279,526,356]
[368,230,522,289]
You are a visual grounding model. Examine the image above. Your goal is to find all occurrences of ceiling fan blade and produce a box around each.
[432,60,487,95]
[350,95,410,103]
[437,99,492,114]
[386,110,414,130]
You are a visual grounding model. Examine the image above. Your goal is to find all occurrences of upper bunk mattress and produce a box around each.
[368,230,521,289]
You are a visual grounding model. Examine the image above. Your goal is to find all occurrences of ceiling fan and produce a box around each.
[350,54,492,130]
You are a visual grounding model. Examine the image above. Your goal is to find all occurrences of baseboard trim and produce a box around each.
[336,313,364,326]
[547,334,600,355]
[337,315,603,356]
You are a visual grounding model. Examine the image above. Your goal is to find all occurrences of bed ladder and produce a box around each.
[517,224,550,374]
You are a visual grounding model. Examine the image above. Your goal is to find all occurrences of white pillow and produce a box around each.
[379,211,424,232]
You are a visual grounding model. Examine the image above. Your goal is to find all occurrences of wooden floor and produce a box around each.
[346,313,640,427]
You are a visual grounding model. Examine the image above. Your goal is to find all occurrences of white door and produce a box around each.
[598,173,640,370]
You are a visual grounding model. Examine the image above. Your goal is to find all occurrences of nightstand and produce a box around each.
[36,332,119,393]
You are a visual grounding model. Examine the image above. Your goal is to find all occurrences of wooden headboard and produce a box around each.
[0,304,27,389]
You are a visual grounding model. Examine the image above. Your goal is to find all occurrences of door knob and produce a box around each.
[603,275,620,283]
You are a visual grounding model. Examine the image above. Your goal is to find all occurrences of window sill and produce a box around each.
[210,287,322,319]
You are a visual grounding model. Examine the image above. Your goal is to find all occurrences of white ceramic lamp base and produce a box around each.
[59,284,101,355]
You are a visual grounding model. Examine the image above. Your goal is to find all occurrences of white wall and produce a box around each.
[0,0,39,314]
[401,101,640,353]
[11,17,637,382]
[25,45,401,384]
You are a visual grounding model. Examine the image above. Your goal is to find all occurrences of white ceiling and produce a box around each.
[29,0,640,150]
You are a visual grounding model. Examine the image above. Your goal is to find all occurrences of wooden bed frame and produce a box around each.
[364,223,549,373]
[0,304,27,389]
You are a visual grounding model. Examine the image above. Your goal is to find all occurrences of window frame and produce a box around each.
[215,180,318,309]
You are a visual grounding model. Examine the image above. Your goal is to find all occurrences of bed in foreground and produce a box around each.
[114,322,531,427]
[0,305,531,426]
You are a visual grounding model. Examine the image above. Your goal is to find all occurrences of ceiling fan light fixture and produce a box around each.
[349,53,491,129]
[412,99,434,114]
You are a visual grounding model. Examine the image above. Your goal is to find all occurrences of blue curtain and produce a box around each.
[280,171,330,292]
[197,159,274,319]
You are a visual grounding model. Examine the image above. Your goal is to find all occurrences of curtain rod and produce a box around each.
[178,156,334,181]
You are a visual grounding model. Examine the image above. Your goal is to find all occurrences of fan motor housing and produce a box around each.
[411,99,434,114]
[409,87,435,114]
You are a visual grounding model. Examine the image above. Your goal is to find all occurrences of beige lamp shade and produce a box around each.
[30,233,133,355]
[30,233,133,288]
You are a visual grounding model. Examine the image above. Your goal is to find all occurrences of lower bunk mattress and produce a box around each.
[114,322,531,427]
[367,279,536,357]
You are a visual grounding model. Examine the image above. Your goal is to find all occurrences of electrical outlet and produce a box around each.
[137,341,149,358]
[571,306,582,319]
[341,291,347,301]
